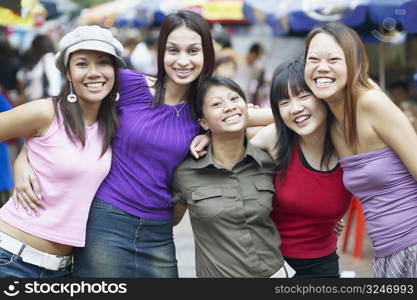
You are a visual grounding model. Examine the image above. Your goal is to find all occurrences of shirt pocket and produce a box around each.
[189,186,224,218]
[253,179,275,211]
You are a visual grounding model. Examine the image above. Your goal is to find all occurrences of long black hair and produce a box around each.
[52,55,119,157]
[152,10,215,107]
[270,58,334,180]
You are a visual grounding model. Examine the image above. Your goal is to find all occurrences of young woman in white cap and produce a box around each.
[0,25,124,277]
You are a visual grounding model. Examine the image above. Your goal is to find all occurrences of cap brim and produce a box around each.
[55,40,126,73]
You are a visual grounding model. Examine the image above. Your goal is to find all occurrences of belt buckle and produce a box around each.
[58,255,73,269]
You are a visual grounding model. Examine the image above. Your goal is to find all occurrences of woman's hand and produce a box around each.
[12,145,43,215]
[190,133,210,159]
[334,219,345,236]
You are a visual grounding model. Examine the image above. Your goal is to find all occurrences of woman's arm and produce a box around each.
[172,203,187,226]
[190,107,274,159]
[0,99,54,141]
[249,123,277,158]
[13,144,44,215]
[190,133,210,159]
[3,100,54,215]
[247,107,274,127]
[363,90,417,181]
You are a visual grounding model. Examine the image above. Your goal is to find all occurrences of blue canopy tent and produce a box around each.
[243,0,417,89]
[244,0,417,35]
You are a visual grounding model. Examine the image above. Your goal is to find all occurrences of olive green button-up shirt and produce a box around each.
[171,142,284,278]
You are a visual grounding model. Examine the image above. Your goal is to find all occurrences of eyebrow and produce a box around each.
[72,54,110,60]
[166,42,202,46]
[208,91,239,101]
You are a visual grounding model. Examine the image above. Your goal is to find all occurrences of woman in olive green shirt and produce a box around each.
[171,77,294,278]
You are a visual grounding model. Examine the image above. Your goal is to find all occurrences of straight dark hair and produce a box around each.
[152,10,215,107]
[195,76,246,119]
[270,58,334,180]
[52,55,119,157]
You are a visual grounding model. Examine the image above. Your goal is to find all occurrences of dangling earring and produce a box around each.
[115,92,120,102]
[67,82,77,103]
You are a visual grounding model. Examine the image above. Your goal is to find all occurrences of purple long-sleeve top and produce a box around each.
[95,69,202,220]
[340,147,417,257]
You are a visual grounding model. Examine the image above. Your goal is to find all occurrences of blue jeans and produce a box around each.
[0,248,71,278]
[72,198,178,278]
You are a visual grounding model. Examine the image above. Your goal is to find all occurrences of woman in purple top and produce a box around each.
[304,22,417,278]
[13,10,215,277]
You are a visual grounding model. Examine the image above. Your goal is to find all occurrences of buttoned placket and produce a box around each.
[231,162,264,275]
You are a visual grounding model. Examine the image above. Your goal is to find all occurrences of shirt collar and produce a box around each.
[192,139,264,169]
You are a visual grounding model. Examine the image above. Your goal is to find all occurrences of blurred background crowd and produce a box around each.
[1,0,417,206]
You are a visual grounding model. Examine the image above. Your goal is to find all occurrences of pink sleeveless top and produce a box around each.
[0,111,111,246]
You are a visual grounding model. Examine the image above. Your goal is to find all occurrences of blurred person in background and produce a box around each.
[213,30,239,62]
[0,94,13,207]
[235,42,266,104]
[388,81,417,130]
[130,30,158,76]
[0,36,22,106]
[214,55,237,80]
[16,34,62,103]
[121,37,141,70]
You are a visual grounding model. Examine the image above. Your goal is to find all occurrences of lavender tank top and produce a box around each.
[340,147,417,257]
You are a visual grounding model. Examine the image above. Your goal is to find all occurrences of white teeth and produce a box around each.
[176,69,192,74]
[316,78,333,83]
[86,83,104,88]
[294,115,310,123]
[224,115,240,123]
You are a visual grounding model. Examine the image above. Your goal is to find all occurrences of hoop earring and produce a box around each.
[67,82,77,103]
[115,92,120,102]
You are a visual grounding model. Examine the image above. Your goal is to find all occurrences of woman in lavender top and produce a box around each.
[12,10,214,278]
[304,22,417,277]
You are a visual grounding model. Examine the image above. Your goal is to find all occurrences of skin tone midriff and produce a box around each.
[0,219,73,256]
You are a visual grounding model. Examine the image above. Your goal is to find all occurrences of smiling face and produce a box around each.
[278,85,328,138]
[304,33,348,104]
[67,50,115,105]
[199,85,248,135]
[164,26,204,89]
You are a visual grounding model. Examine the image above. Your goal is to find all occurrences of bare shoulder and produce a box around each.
[28,98,56,136]
[32,98,55,123]
[357,89,394,114]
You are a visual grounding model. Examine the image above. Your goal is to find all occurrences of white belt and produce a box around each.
[270,261,297,278]
[0,231,73,271]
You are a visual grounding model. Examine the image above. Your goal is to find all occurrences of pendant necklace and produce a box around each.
[173,102,187,117]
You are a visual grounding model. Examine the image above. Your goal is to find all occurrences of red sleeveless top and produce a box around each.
[271,143,351,258]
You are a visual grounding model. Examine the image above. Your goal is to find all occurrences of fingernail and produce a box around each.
[37,194,42,200]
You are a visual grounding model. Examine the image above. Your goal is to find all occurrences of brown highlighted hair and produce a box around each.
[304,22,372,146]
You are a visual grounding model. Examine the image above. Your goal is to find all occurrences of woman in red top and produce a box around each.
[251,58,351,277]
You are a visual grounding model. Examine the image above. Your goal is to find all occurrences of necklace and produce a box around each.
[173,102,187,117]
